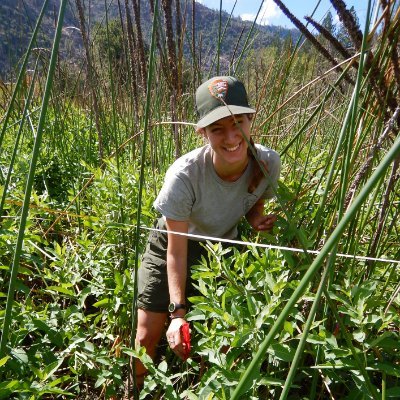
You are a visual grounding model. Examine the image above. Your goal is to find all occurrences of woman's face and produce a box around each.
[202,114,252,169]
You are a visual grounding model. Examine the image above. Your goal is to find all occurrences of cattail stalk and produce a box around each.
[368,156,400,275]
[149,0,169,80]
[330,0,363,49]
[332,0,398,112]
[124,0,139,112]
[175,0,183,94]
[75,0,104,164]
[192,0,197,84]
[305,16,354,61]
[171,93,181,159]
[162,0,179,95]
[131,0,147,88]
[345,109,400,208]
[272,0,351,82]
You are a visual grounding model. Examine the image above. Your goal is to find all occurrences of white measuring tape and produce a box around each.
[140,225,400,265]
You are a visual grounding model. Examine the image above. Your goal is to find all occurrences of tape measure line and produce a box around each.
[140,225,400,265]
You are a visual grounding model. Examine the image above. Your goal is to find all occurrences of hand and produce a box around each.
[250,213,277,232]
[166,317,187,360]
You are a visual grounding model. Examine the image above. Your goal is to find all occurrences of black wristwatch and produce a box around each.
[168,302,186,313]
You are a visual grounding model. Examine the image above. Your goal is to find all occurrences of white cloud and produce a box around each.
[241,13,256,21]
[241,0,282,26]
[333,12,341,24]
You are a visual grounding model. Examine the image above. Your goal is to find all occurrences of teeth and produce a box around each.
[225,144,239,152]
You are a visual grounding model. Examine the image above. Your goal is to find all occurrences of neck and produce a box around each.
[212,152,249,182]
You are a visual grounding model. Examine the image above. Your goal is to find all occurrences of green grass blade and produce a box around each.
[0,0,68,358]
[231,111,400,399]
[279,265,330,400]
[0,0,50,157]
[0,55,40,217]
[129,0,159,396]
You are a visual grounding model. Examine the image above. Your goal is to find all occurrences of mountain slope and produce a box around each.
[0,0,299,79]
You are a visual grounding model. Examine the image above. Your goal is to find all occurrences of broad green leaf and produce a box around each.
[268,343,295,362]
[0,356,10,367]
[32,319,63,347]
[374,362,400,378]
[306,334,326,345]
[353,330,366,343]
[11,347,28,364]
[246,293,256,316]
[93,298,110,307]
[284,320,293,336]
[114,271,123,291]
[0,380,19,390]
[45,285,75,296]
[42,358,65,381]
[180,390,199,399]
[387,387,400,398]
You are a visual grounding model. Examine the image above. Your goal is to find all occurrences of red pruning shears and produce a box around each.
[180,322,191,361]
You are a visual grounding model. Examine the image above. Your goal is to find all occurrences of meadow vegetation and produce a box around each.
[0,0,399,399]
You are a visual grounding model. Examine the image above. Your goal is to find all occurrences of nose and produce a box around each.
[225,126,240,142]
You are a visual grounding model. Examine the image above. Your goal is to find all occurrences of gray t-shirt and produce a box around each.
[154,144,280,240]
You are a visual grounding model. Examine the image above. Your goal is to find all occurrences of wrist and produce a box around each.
[170,314,185,320]
[169,308,186,319]
[168,301,186,314]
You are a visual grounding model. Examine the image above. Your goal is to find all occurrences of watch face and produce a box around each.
[168,303,185,313]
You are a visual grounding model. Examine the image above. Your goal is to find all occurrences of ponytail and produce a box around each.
[247,137,267,193]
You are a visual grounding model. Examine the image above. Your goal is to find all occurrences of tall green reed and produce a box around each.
[0,0,50,156]
[232,111,400,399]
[0,55,39,218]
[129,0,159,397]
[0,0,68,359]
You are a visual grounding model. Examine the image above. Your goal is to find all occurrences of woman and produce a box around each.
[134,76,281,386]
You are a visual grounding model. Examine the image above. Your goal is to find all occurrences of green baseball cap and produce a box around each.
[195,76,256,128]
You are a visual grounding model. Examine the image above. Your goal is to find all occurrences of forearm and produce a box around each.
[167,252,187,306]
[165,218,189,360]
[165,218,189,317]
[246,199,265,222]
[246,199,277,231]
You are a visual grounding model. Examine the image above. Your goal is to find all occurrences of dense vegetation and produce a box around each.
[0,0,399,399]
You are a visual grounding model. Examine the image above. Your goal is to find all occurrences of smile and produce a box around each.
[225,143,240,152]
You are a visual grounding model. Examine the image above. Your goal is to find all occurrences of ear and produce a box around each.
[196,126,206,137]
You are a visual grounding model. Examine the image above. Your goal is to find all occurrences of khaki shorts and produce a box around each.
[137,217,210,313]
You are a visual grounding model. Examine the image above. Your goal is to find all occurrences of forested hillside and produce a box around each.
[0,0,298,79]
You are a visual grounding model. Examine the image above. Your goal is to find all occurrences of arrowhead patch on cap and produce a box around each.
[208,78,228,101]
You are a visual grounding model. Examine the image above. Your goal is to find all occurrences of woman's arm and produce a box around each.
[165,217,189,360]
[245,198,277,231]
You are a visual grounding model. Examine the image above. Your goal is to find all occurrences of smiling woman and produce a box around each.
[132,75,281,393]
[200,114,252,181]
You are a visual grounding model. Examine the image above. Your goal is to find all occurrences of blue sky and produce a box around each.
[197,0,369,30]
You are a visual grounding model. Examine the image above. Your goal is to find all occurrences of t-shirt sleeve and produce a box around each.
[261,150,281,199]
[153,171,194,221]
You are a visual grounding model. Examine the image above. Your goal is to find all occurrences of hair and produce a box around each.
[247,137,267,193]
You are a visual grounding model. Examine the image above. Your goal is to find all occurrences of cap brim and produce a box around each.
[196,105,256,128]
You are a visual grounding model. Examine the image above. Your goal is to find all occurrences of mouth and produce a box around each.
[224,143,240,152]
